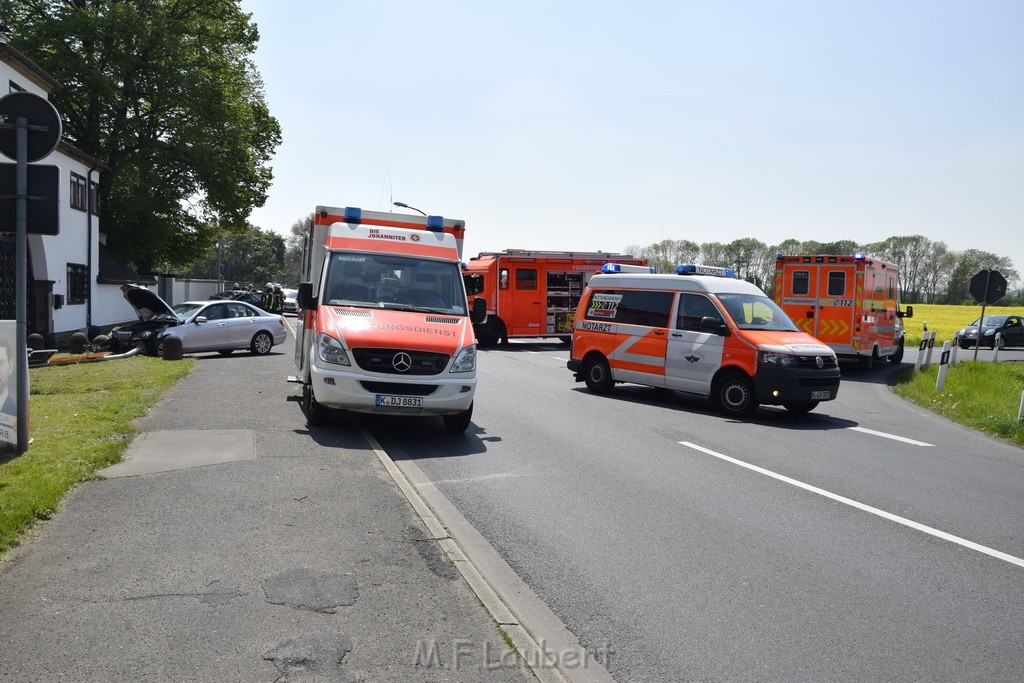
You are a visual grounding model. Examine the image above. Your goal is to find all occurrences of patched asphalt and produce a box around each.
[0,339,533,681]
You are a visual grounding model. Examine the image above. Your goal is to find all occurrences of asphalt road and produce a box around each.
[365,340,1024,682]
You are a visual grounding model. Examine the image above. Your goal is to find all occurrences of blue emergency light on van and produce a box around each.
[600,263,656,274]
[344,207,362,223]
[426,215,444,231]
[676,264,735,278]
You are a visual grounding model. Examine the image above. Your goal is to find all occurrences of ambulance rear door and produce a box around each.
[812,264,856,351]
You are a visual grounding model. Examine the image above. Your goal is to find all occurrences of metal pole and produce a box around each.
[15,116,28,453]
[973,302,986,362]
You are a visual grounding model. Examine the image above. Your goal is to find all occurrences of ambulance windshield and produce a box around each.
[323,252,467,315]
[716,294,799,332]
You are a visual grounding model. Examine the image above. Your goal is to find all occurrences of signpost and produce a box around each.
[968,269,1007,362]
[0,91,63,454]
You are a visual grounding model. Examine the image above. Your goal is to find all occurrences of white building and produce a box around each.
[1,35,153,345]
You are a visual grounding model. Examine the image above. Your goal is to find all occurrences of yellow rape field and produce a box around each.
[901,303,1019,347]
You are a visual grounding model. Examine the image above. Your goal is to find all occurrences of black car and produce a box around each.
[956,314,1024,349]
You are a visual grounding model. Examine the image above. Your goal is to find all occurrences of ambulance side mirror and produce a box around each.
[297,282,316,310]
[470,297,487,324]
[898,305,913,319]
[700,316,730,336]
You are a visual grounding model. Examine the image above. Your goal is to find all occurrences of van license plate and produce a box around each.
[375,395,423,408]
[811,390,831,400]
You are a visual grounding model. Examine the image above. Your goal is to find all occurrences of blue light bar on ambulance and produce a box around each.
[853,252,865,260]
[675,264,735,277]
[601,263,656,274]
[426,215,444,231]
[344,207,362,223]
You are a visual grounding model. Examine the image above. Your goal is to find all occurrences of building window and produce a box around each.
[67,263,88,305]
[9,81,25,93]
[89,180,101,215]
[70,173,88,210]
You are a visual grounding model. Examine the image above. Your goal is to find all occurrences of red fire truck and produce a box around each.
[463,250,647,346]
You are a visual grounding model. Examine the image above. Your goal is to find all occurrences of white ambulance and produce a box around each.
[567,264,841,416]
[294,206,486,432]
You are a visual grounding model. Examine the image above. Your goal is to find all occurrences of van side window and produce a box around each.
[618,290,673,327]
[792,270,809,296]
[516,269,537,291]
[827,271,846,296]
[584,289,673,328]
[676,293,721,331]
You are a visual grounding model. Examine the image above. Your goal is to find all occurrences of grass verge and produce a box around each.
[892,361,1024,447]
[0,355,194,555]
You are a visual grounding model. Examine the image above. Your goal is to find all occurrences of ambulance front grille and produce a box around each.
[352,347,450,375]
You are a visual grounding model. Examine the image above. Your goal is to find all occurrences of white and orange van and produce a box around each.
[567,264,841,416]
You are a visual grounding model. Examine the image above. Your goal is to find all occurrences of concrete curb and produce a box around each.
[358,422,616,683]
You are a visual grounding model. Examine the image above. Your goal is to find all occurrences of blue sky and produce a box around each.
[241,1,1023,274]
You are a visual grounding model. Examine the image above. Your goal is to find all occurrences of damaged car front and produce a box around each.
[106,284,182,355]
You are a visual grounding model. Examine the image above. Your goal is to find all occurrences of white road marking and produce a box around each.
[680,441,1024,570]
[847,426,934,447]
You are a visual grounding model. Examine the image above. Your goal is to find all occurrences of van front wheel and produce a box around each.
[582,355,614,394]
[443,403,474,433]
[303,383,328,427]
[713,374,758,417]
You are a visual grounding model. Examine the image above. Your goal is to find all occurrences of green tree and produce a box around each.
[282,215,312,287]
[945,250,1018,305]
[4,0,282,272]
[182,224,284,287]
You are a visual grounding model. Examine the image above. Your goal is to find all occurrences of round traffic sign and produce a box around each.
[0,92,63,162]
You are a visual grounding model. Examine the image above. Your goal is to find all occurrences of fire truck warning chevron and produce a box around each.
[293,206,486,432]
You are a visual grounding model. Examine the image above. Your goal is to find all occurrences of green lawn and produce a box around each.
[0,356,194,555]
[892,361,1024,447]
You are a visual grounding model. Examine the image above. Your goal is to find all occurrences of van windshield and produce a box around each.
[322,252,467,315]
[716,293,799,332]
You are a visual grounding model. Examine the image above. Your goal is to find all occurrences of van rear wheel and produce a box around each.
[582,355,614,394]
[713,373,757,417]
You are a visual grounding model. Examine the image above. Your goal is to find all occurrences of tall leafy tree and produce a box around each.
[3,0,282,272]
[181,223,284,287]
[282,214,312,287]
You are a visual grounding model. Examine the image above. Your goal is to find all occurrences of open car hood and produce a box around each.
[119,284,177,321]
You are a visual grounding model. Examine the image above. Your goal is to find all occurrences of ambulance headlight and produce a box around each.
[759,351,797,366]
[316,333,351,366]
[450,344,477,373]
